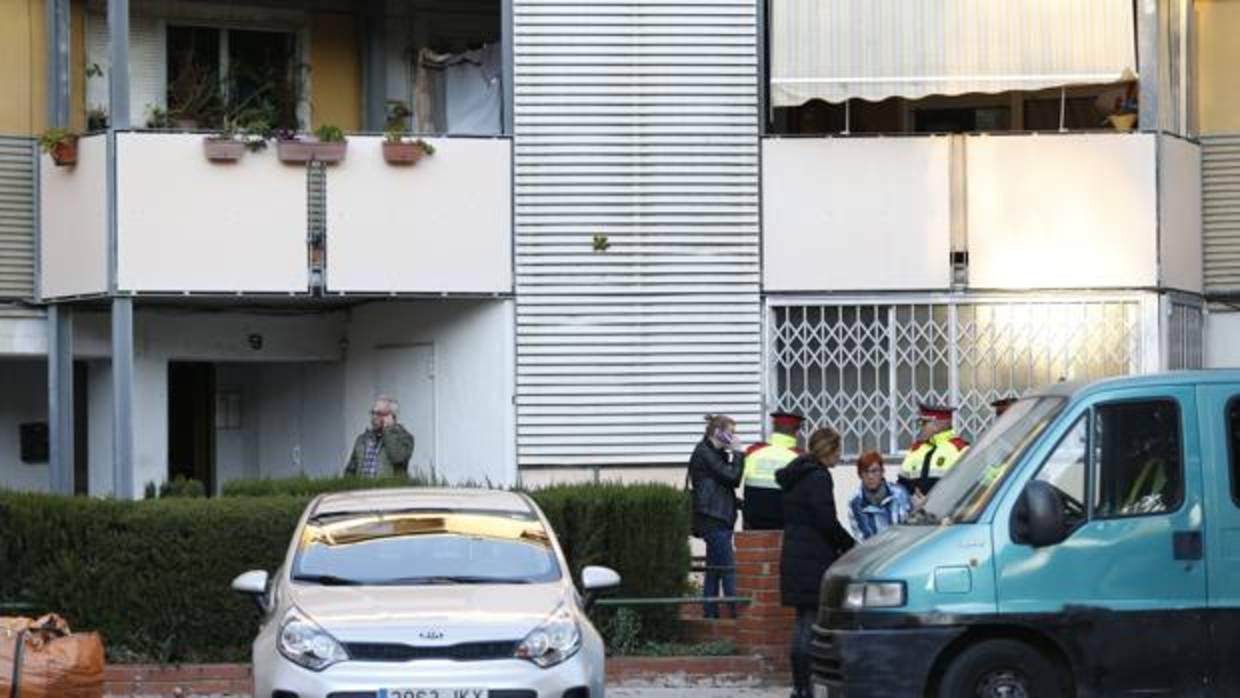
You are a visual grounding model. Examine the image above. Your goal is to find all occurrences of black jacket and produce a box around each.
[689,438,743,535]
[776,455,856,607]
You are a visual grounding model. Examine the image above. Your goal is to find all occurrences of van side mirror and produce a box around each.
[1011,481,1069,547]
[231,570,271,613]
[581,566,621,610]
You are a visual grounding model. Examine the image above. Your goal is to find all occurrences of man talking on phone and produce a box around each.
[344,395,415,478]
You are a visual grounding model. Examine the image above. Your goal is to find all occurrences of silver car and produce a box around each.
[232,488,621,698]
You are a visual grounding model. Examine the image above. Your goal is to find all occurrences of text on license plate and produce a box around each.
[378,689,486,698]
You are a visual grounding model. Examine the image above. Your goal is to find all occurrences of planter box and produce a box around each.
[277,139,348,164]
[50,138,78,167]
[382,141,428,165]
[202,138,246,162]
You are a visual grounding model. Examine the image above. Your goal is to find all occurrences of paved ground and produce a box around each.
[610,687,789,697]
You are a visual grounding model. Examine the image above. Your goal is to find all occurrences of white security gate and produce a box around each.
[513,0,763,467]
[768,296,1152,456]
[1167,297,1205,371]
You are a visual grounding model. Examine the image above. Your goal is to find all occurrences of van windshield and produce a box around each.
[914,396,1066,525]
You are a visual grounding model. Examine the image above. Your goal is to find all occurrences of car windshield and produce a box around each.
[912,396,1066,525]
[292,511,562,585]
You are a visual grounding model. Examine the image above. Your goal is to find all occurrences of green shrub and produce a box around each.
[535,482,691,640]
[0,481,691,662]
[0,492,306,663]
[157,475,206,498]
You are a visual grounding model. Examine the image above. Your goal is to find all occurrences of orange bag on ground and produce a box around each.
[0,614,104,698]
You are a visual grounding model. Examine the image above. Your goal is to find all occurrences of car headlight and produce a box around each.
[842,582,906,610]
[278,609,349,671]
[515,604,581,668]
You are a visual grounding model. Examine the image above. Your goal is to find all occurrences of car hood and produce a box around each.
[288,581,571,645]
[830,524,944,580]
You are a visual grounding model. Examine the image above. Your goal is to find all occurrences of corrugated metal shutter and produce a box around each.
[0,137,35,299]
[86,13,166,123]
[513,0,763,467]
[1202,134,1240,295]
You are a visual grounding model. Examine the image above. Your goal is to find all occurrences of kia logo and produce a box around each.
[419,630,445,640]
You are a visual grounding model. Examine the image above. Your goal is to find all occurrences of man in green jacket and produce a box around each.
[344,395,415,478]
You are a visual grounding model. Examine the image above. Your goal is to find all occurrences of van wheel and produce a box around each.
[938,639,1062,698]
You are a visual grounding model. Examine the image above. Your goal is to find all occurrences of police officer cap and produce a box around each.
[917,403,955,420]
[770,411,805,427]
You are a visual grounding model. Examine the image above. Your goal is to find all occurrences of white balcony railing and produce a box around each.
[763,132,1201,293]
[39,132,513,297]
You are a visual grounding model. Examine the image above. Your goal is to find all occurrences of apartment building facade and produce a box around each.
[0,0,1219,497]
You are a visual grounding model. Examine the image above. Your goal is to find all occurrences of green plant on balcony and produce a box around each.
[382,122,435,166]
[39,128,79,167]
[276,123,348,165]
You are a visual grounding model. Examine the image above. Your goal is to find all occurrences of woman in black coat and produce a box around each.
[776,426,856,698]
[688,414,743,618]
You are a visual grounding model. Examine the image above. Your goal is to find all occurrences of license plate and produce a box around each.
[378,689,486,698]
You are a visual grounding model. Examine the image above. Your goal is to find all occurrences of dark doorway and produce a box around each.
[73,361,88,495]
[168,362,216,495]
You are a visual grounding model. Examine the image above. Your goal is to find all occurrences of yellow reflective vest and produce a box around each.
[899,429,969,495]
[743,433,800,489]
[741,432,801,530]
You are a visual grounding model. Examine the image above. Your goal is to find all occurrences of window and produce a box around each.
[1093,400,1184,517]
[1228,399,1240,505]
[1034,415,1088,529]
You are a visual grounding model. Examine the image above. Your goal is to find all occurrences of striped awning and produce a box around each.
[770,0,1137,107]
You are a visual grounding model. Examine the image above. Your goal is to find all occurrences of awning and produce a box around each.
[770,0,1137,107]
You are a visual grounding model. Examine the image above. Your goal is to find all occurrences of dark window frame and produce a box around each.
[1224,396,1240,507]
[1090,397,1186,520]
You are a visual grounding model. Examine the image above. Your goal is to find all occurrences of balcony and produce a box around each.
[38,132,512,298]
[762,132,1201,294]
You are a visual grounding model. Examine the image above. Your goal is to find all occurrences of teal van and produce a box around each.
[811,371,1240,698]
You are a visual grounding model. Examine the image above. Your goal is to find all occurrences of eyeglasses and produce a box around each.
[370,410,390,417]
[861,467,884,475]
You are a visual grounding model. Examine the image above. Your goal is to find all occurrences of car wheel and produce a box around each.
[938,639,1064,698]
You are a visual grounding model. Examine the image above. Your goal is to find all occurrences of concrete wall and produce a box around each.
[40,134,110,299]
[763,137,952,292]
[214,362,346,487]
[116,133,308,293]
[344,299,516,485]
[967,133,1159,289]
[1159,135,1204,294]
[58,300,511,495]
[0,359,50,492]
[1207,310,1240,367]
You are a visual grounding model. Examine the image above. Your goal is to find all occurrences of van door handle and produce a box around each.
[1172,531,1203,561]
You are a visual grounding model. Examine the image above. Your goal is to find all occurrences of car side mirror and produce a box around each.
[231,570,270,613]
[1011,481,1069,548]
[581,566,621,610]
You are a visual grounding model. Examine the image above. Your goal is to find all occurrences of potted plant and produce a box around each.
[382,130,435,165]
[277,124,348,164]
[202,117,272,162]
[39,128,79,167]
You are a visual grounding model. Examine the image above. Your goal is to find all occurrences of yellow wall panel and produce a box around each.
[309,13,361,132]
[1197,0,1240,134]
[0,0,48,136]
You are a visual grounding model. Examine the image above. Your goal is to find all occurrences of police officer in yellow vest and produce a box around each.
[741,411,805,530]
[899,404,969,503]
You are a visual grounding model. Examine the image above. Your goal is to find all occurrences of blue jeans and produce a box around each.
[702,528,737,619]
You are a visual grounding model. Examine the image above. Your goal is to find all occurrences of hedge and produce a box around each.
[221,474,436,497]
[0,481,689,663]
